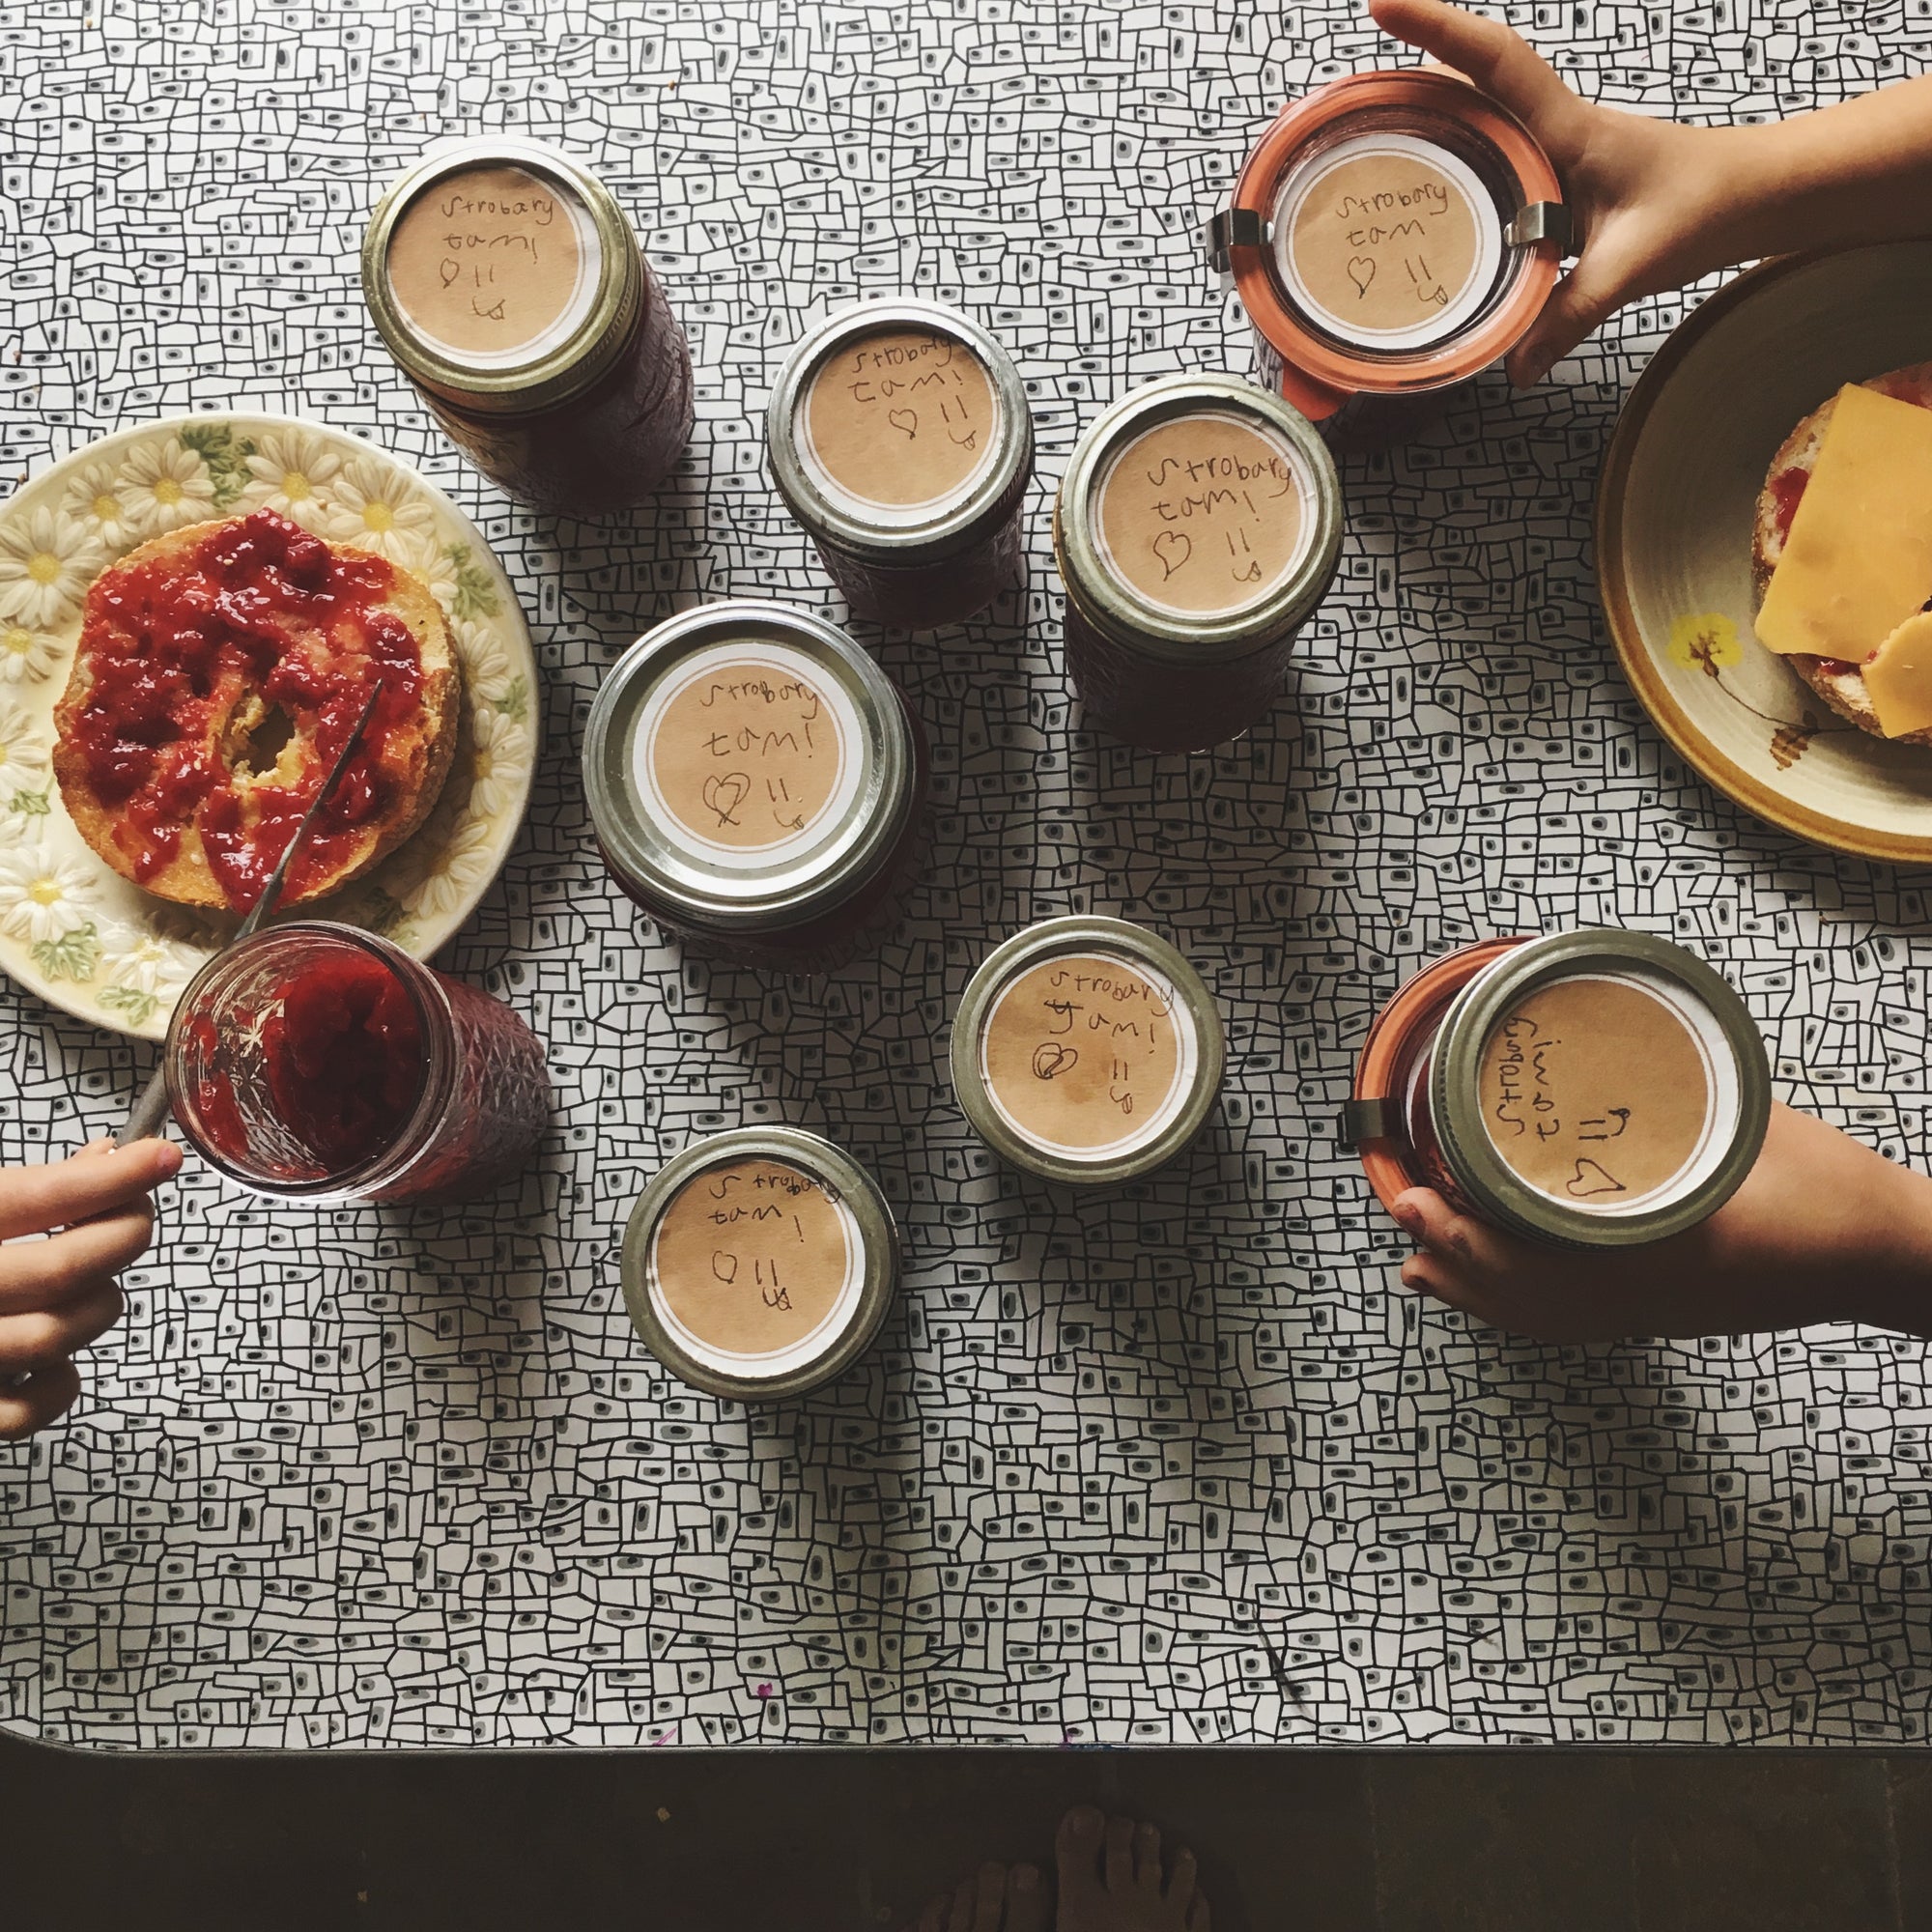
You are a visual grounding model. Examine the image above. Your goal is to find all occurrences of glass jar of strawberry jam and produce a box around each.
[1347,929,1771,1248]
[165,923,550,1205]
[765,298,1034,628]
[582,601,929,972]
[1208,70,1569,449]
[362,138,693,519]
[1054,373,1343,752]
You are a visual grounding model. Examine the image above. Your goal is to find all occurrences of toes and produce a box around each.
[946,1877,976,1932]
[1186,1893,1212,1932]
[1167,1847,1198,1909]
[1133,1821,1163,1891]
[1103,1814,1136,1892]
[1057,1804,1107,1906]
[972,1864,1007,1932]
[1005,1863,1049,1932]
[917,1895,950,1932]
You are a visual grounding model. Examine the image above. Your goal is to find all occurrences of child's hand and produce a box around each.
[0,1138,180,1440]
[1392,1103,1932,1342]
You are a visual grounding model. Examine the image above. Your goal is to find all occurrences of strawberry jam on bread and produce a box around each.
[53,509,461,912]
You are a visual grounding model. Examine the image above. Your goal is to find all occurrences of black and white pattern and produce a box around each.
[2,0,1928,1749]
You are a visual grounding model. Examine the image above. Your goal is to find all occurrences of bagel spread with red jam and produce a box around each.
[52,508,461,913]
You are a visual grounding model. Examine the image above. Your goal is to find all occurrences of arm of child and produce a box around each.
[0,1137,179,1440]
[1393,1102,1932,1341]
[1372,0,1932,385]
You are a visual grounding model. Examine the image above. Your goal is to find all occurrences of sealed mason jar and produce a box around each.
[362,137,694,518]
[1207,69,1569,449]
[951,916,1226,1184]
[1347,929,1772,1248]
[582,600,929,972]
[765,298,1034,628]
[1054,373,1342,752]
[620,1127,899,1401]
[166,923,551,1205]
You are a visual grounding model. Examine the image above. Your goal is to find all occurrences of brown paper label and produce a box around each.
[982,952,1188,1154]
[1289,150,1481,334]
[1477,977,1714,1208]
[652,1158,855,1359]
[1095,413,1305,616]
[648,656,846,853]
[386,164,589,358]
[804,327,999,509]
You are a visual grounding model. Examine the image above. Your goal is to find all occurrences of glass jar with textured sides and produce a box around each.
[1208,69,1569,450]
[1054,373,1343,753]
[166,923,551,1206]
[620,1127,900,1401]
[951,916,1227,1185]
[766,298,1034,628]
[363,137,693,518]
[1347,928,1772,1248]
[582,600,930,972]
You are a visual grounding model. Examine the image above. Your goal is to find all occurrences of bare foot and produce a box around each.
[1055,1805,1209,1932]
[913,1861,1049,1932]
[1395,1101,1932,1342]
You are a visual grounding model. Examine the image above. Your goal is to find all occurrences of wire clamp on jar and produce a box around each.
[1339,1095,1401,1150]
[1505,201,1573,254]
[1205,205,1271,281]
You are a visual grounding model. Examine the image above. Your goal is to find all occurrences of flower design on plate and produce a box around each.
[1667,611,1745,677]
[241,426,344,528]
[0,701,51,820]
[324,455,438,561]
[392,527,463,616]
[455,618,518,706]
[118,438,218,537]
[0,843,99,945]
[0,508,106,630]
[100,929,202,1001]
[0,620,64,686]
[60,459,141,553]
[401,813,498,920]
[466,703,530,822]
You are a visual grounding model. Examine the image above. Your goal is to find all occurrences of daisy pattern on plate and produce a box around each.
[60,459,141,554]
[0,700,50,808]
[100,928,203,1001]
[401,813,498,920]
[0,619,64,686]
[454,617,518,706]
[241,425,344,528]
[324,454,437,561]
[392,526,462,617]
[118,438,217,537]
[465,702,531,822]
[0,842,99,944]
[0,507,106,630]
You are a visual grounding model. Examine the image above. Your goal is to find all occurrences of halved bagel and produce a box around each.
[1752,361,1932,747]
[53,508,461,911]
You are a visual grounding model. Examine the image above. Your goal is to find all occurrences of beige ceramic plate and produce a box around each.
[1599,241,1932,863]
[0,414,537,1039]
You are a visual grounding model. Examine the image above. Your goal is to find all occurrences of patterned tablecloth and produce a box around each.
[3,0,1928,1752]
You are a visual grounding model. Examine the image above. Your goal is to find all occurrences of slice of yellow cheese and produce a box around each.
[1863,611,1932,737]
[1755,382,1932,659]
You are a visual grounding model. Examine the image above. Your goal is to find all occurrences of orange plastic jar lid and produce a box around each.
[1212,69,1568,418]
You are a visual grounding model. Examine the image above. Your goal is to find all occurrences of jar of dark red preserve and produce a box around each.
[362,137,693,518]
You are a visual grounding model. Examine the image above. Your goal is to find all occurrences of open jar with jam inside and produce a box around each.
[362,137,693,519]
[765,298,1033,628]
[1208,69,1569,449]
[620,1127,900,1401]
[951,916,1226,1185]
[1054,373,1342,752]
[1347,929,1772,1248]
[582,601,929,972]
[166,923,551,1205]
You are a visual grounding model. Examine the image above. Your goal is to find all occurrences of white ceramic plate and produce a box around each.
[1599,241,1932,864]
[0,413,537,1039]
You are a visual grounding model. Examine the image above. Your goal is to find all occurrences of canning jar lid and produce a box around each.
[363,136,643,416]
[582,600,919,933]
[620,1126,900,1401]
[1426,929,1771,1248]
[1211,70,1567,411]
[950,915,1227,1184]
[766,298,1034,563]
[1054,372,1343,663]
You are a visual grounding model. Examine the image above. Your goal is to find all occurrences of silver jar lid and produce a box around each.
[620,1127,900,1401]
[362,137,643,416]
[1054,372,1343,664]
[1427,929,1771,1248]
[582,600,919,933]
[766,298,1033,563]
[950,916,1226,1184]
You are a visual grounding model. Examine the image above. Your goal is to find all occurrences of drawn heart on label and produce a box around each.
[1348,255,1377,297]
[700,771,751,829]
[1565,1158,1627,1198]
[888,408,919,439]
[1151,530,1191,581]
[1032,1042,1079,1081]
[710,1251,740,1285]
